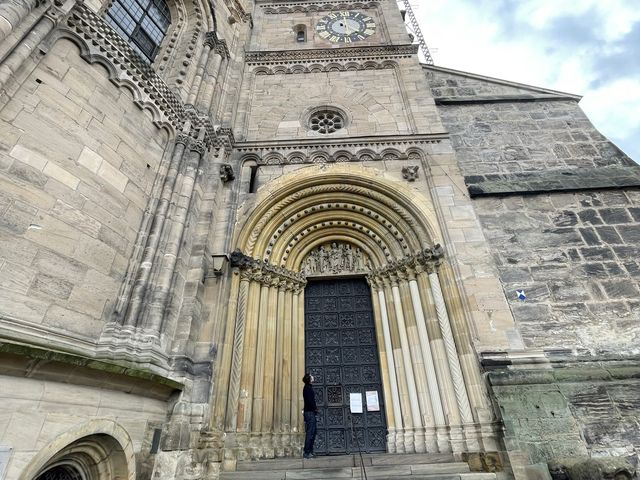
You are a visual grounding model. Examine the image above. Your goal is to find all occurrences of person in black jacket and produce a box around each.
[302,372,317,458]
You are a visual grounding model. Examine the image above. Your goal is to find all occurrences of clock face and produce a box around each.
[316,11,376,43]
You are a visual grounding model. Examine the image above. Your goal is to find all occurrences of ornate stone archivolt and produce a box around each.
[213,168,499,460]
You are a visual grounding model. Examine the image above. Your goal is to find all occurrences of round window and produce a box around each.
[309,109,345,134]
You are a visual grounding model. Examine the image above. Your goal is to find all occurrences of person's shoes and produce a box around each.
[303,453,315,459]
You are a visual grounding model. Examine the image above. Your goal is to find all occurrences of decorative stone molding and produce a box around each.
[402,165,419,181]
[261,1,378,14]
[252,59,396,75]
[58,3,218,146]
[245,44,418,64]
[219,164,235,182]
[302,242,371,276]
[230,250,307,288]
[368,245,444,283]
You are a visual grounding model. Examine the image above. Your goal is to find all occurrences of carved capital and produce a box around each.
[189,139,206,156]
[175,132,191,146]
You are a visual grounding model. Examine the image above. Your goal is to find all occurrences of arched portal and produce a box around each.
[213,165,498,460]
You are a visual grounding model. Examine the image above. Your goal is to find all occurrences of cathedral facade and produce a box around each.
[0,0,638,479]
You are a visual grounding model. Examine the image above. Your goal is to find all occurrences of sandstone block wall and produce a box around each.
[0,38,169,339]
[427,68,640,353]
[490,366,640,474]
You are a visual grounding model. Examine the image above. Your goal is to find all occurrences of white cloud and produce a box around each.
[410,0,640,163]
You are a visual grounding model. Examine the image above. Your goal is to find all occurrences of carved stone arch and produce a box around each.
[253,66,272,75]
[405,147,426,162]
[380,147,402,161]
[333,150,353,162]
[214,164,498,460]
[308,63,324,73]
[240,153,261,167]
[263,152,285,165]
[344,61,360,71]
[277,6,289,13]
[290,64,306,74]
[19,420,135,480]
[363,60,379,70]
[286,151,307,164]
[356,148,380,162]
[381,59,399,70]
[326,62,345,72]
[273,65,289,74]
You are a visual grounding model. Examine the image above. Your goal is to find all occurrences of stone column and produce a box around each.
[123,134,188,327]
[225,271,252,431]
[0,0,40,44]
[251,277,272,451]
[382,277,411,452]
[370,280,397,453]
[281,282,294,454]
[196,38,225,113]
[272,281,286,455]
[289,286,301,446]
[236,279,262,433]
[397,273,428,453]
[389,274,423,452]
[186,38,212,106]
[416,268,459,444]
[212,268,241,431]
[261,279,279,456]
[144,136,206,334]
[407,267,444,452]
[0,13,54,89]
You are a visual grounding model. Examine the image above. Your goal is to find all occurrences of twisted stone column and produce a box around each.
[428,271,474,432]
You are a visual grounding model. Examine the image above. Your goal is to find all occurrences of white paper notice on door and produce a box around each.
[366,390,380,411]
[349,393,363,413]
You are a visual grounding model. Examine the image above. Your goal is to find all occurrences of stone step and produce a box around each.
[235,453,456,471]
[221,454,483,480]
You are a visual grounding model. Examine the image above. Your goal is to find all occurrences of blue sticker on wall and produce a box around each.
[516,289,526,301]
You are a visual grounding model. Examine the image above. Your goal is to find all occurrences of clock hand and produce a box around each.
[343,13,350,35]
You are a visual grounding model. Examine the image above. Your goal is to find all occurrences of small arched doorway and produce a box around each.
[35,465,84,480]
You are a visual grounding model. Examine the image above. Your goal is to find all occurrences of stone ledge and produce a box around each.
[0,341,183,398]
[435,94,578,105]
[464,166,640,197]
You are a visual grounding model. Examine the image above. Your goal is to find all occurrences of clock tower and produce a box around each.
[216,0,500,463]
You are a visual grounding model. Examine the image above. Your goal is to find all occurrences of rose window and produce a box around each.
[309,110,344,134]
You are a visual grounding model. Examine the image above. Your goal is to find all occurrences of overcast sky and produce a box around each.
[411,0,640,163]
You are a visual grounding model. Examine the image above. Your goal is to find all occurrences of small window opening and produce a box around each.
[294,24,307,43]
[249,165,259,193]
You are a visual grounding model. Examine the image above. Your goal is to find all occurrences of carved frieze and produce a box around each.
[302,242,371,277]
[367,245,445,284]
[261,1,378,15]
[245,44,418,64]
[252,60,396,75]
[230,250,306,288]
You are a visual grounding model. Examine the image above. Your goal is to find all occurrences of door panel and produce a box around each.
[305,278,387,454]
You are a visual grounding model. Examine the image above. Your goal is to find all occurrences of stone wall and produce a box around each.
[0,39,169,339]
[426,67,640,353]
[489,363,640,477]
[475,190,640,352]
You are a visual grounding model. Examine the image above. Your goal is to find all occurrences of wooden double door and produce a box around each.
[304,278,387,454]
